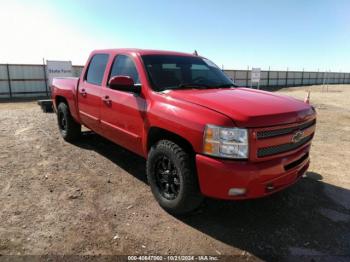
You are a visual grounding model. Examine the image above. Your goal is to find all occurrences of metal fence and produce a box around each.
[224,70,350,89]
[0,64,83,99]
[0,64,349,99]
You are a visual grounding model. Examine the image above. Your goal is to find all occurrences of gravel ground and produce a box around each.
[0,85,349,261]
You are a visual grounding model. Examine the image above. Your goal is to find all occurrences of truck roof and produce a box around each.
[92,48,196,57]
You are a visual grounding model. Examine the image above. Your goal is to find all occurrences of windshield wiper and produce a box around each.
[169,83,210,90]
[164,83,236,91]
[213,83,237,88]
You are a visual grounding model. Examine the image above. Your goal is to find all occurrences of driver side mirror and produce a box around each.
[109,76,141,94]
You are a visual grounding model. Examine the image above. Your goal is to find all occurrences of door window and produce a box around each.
[85,54,109,85]
[109,55,140,84]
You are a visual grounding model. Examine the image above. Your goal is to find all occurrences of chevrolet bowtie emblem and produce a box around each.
[292,131,304,144]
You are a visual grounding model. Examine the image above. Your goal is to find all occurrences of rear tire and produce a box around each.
[57,102,81,142]
[146,140,203,215]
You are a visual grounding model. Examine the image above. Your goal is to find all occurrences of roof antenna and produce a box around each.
[193,50,198,56]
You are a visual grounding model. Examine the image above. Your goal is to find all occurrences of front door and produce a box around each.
[100,54,146,155]
[78,54,109,130]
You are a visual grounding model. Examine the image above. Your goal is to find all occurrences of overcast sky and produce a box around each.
[1,0,349,71]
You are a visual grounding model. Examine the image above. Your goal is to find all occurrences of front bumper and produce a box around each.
[196,146,310,200]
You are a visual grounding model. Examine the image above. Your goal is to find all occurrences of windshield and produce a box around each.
[141,55,235,91]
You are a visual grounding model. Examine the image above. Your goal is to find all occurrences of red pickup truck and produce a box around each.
[51,49,316,214]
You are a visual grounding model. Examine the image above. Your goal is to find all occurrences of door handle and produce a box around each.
[102,95,111,106]
[80,89,87,97]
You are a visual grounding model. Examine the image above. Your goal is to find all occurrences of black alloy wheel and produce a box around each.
[155,155,181,200]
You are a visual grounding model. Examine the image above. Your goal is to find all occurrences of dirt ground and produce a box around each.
[0,85,349,261]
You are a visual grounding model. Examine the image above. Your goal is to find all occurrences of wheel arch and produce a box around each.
[55,96,68,108]
[54,95,81,124]
[147,127,196,156]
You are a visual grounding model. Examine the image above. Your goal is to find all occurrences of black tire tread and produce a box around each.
[57,102,81,142]
[147,140,203,215]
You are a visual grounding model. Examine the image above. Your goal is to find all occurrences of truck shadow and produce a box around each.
[181,177,350,259]
[75,130,148,184]
[74,131,350,259]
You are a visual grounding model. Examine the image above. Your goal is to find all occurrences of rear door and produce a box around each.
[100,54,146,155]
[78,54,109,131]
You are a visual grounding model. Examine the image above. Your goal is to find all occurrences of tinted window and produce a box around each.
[109,55,140,84]
[86,54,109,85]
[141,55,234,91]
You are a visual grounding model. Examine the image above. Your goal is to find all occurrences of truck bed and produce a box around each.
[52,77,79,92]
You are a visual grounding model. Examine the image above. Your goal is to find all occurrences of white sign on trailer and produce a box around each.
[46,60,73,86]
[251,67,261,83]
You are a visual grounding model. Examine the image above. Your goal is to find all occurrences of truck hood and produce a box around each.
[166,88,315,127]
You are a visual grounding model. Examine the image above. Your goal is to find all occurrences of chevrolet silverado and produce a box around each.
[51,49,316,214]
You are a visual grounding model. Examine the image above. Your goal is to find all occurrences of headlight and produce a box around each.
[203,125,249,159]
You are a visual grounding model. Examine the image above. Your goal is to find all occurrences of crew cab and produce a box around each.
[51,49,316,214]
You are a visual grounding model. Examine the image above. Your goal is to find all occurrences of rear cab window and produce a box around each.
[85,54,109,86]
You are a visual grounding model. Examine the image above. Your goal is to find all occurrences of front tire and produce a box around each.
[146,140,203,215]
[57,102,81,142]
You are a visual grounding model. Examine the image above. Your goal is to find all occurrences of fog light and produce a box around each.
[228,188,246,196]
